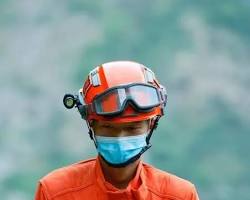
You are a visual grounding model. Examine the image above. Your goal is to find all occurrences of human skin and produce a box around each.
[92,120,150,189]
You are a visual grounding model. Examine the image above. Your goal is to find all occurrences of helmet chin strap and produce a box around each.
[87,116,160,168]
[86,121,97,148]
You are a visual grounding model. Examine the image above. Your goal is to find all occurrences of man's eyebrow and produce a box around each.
[126,123,144,127]
[101,123,112,126]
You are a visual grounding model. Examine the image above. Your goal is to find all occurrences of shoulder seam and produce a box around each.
[73,158,96,165]
[41,158,97,200]
[49,182,94,199]
[147,186,185,200]
[38,181,51,200]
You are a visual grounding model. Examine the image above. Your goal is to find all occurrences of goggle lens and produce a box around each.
[94,84,162,116]
[128,85,159,108]
[96,89,120,113]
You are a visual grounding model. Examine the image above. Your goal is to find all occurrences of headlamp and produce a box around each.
[63,94,76,109]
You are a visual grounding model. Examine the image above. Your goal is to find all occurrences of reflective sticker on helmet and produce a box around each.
[90,68,100,86]
[144,67,155,83]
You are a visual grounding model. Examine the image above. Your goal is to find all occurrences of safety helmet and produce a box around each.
[76,61,167,123]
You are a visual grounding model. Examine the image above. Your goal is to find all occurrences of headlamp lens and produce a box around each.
[63,94,76,109]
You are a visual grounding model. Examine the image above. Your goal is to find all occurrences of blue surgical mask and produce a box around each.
[95,133,148,165]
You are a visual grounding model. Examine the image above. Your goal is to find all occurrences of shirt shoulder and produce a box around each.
[142,162,198,200]
[38,158,96,199]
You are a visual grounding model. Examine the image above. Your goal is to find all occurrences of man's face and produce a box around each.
[92,120,150,137]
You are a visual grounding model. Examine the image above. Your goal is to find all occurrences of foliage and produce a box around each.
[0,0,249,199]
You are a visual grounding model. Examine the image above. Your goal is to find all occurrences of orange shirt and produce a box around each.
[35,157,199,200]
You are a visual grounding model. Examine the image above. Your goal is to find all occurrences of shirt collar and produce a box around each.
[94,156,148,198]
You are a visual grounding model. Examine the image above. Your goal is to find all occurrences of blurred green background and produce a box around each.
[1,0,250,199]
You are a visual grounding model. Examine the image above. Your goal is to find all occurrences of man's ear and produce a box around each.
[149,117,158,130]
[89,120,96,129]
[149,118,154,130]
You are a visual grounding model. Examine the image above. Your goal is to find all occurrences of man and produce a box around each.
[35,61,199,200]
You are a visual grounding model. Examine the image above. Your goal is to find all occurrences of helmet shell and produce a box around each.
[82,61,166,122]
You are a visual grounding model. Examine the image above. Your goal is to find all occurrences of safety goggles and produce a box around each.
[91,83,166,116]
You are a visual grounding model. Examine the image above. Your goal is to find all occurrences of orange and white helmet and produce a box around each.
[76,61,167,123]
